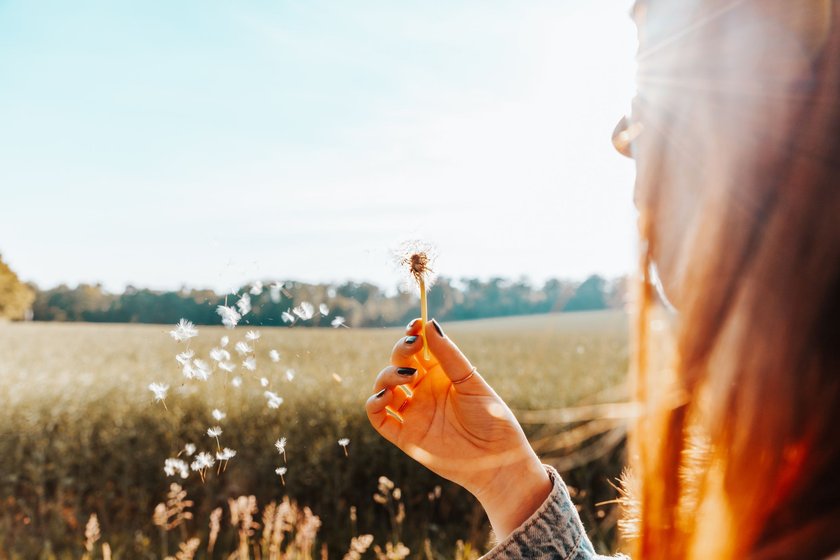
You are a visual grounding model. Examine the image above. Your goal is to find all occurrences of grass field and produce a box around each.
[0,311,629,559]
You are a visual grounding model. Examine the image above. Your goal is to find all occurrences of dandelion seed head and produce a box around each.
[176,350,195,366]
[285,369,295,382]
[169,319,198,342]
[275,437,287,454]
[231,376,243,387]
[148,382,169,402]
[249,281,263,295]
[207,426,222,438]
[281,310,295,323]
[235,341,253,356]
[265,391,284,409]
[394,239,438,291]
[331,316,346,328]
[220,336,229,348]
[211,409,226,421]
[338,438,350,447]
[191,451,215,470]
[216,305,241,329]
[216,448,236,461]
[219,361,236,373]
[275,466,287,476]
[269,283,282,303]
[181,363,196,380]
[184,443,196,456]
[210,348,231,362]
[236,293,251,316]
[193,359,211,381]
[164,458,189,479]
[293,301,314,321]
[243,357,257,371]
[319,303,329,316]
[245,330,261,341]
[269,349,280,363]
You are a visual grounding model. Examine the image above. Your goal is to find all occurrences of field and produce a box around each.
[0,311,629,559]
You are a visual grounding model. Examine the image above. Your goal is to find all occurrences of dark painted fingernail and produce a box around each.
[374,388,387,398]
[405,335,417,345]
[431,319,444,337]
[397,367,417,376]
[406,318,420,329]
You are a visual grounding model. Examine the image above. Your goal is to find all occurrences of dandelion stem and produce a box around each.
[419,277,430,361]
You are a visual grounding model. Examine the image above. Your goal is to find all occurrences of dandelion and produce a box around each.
[216,447,236,472]
[250,281,263,295]
[260,377,269,387]
[164,458,190,479]
[245,330,260,341]
[243,357,257,371]
[175,349,195,366]
[319,303,329,315]
[231,376,243,388]
[210,347,231,362]
[216,305,241,329]
[395,239,438,360]
[285,368,295,382]
[169,319,198,342]
[281,310,295,324]
[235,341,253,356]
[269,349,280,363]
[293,301,314,320]
[148,382,169,409]
[338,438,350,456]
[211,409,226,421]
[236,293,251,316]
[191,452,215,482]
[269,283,282,303]
[220,335,229,348]
[184,443,196,456]
[181,362,196,380]
[265,391,284,409]
[193,359,211,381]
[274,437,287,460]
[331,316,347,328]
[275,466,287,485]
[207,426,222,450]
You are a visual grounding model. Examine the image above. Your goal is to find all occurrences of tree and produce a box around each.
[0,255,35,320]
[562,274,607,312]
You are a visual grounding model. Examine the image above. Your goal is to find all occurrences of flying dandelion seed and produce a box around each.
[235,341,253,356]
[245,330,260,342]
[164,458,189,479]
[293,302,314,320]
[236,293,251,316]
[285,369,295,382]
[175,350,195,366]
[211,409,226,421]
[250,281,263,295]
[269,349,280,363]
[265,391,283,409]
[148,382,169,409]
[281,310,295,324]
[275,437,287,461]
[319,303,329,315]
[243,357,257,371]
[338,438,350,456]
[220,336,229,348]
[219,361,236,373]
[331,316,347,328]
[216,305,241,329]
[395,240,438,361]
[275,466,287,485]
[231,376,242,388]
[260,377,269,387]
[169,319,198,342]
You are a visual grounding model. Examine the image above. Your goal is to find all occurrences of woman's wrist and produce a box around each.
[473,455,553,540]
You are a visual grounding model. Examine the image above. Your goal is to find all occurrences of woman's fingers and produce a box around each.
[424,319,487,392]
[365,387,401,442]
[390,332,425,366]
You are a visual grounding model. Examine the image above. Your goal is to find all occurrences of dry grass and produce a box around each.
[0,311,629,559]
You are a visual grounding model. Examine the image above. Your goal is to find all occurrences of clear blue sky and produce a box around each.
[0,0,637,292]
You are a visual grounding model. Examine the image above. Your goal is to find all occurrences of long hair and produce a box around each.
[627,1,840,558]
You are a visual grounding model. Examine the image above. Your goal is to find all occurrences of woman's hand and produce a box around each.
[365,318,552,539]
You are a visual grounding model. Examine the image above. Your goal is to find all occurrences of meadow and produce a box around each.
[0,311,629,559]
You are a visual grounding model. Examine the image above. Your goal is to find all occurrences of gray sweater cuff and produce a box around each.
[481,465,621,560]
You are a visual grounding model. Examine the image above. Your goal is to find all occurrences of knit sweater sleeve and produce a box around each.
[480,465,628,560]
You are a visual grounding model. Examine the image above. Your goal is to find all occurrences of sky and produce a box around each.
[0,0,638,293]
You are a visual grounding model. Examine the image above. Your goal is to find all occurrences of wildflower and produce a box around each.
[269,349,280,362]
[285,368,295,382]
[216,305,241,329]
[319,303,329,315]
[338,438,350,456]
[236,293,251,316]
[211,409,226,421]
[193,359,211,381]
[231,376,242,387]
[207,426,222,437]
[265,391,284,409]
[220,335,229,347]
[176,349,195,366]
[250,281,263,295]
[164,458,189,479]
[281,310,295,323]
[184,443,196,456]
[260,377,269,387]
[293,301,314,320]
[245,330,260,341]
[275,466,287,485]
[331,316,346,328]
[235,341,253,356]
[219,361,236,373]
[148,382,169,407]
[243,357,257,371]
[169,319,198,342]
[274,437,287,460]
[210,347,231,362]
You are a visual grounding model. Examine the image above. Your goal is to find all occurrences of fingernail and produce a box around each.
[406,318,419,329]
[431,319,444,337]
[405,335,417,345]
[396,367,417,376]
[374,388,387,398]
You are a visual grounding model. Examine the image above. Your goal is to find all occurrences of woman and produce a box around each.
[366,1,840,558]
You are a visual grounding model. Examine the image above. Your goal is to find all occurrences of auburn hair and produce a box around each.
[627,1,840,558]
